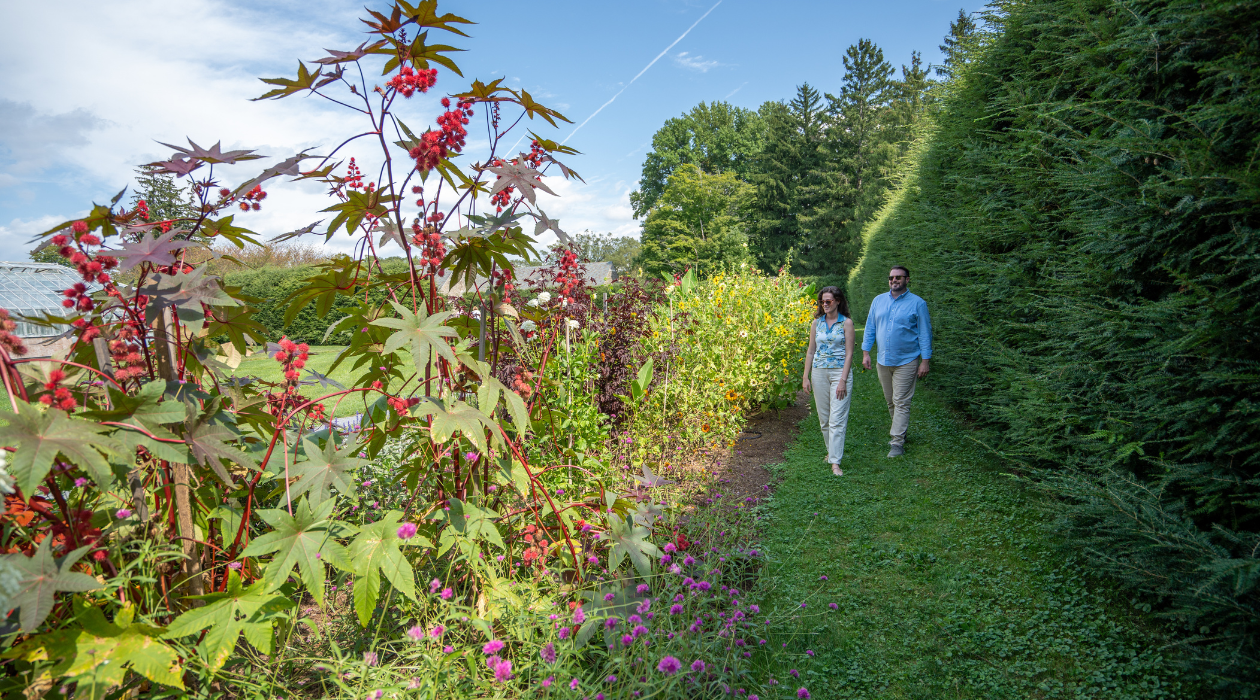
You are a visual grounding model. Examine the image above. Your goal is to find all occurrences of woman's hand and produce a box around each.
[802,377,811,393]
[835,378,848,399]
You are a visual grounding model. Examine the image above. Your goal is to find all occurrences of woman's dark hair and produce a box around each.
[814,286,850,318]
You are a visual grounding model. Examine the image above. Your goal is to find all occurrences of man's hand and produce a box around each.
[862,351,872,370]
[917,359,930,378]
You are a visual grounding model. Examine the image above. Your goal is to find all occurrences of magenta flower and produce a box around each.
[573,606,586,624]
[657,656,681,675]
[430,624,445,638]
[396,522,418,539]
[115,508,132,519]
[798,689,811,699]
[483,639,505,655]
[621,634,633,646]
[543,676,553,687]
[670,604,684,615]
[363,651,378,666]
[440,587,453,600]
[632,625,648,638]
[604,593,616,602]
[683,555,695,565]
[443,645,454,653]
[819,575,828,581]
[558,627,571,639]
[605,617,619,629]
[493,659,513,682]
[829,602,838,610]
[541,642,556,664]
[789,669,799,678]
[806,649,814,656]
[228,561,242,570]
[464,451,478,462]
[430,578,442,593]
[570,678,580,690]
[605,675,617,683]
[691,660,706,673]
[406,625,424,641]
[73,478,88,488]
[636,584,650,594]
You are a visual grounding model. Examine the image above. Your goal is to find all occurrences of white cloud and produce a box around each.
[0,214,79,259]
[673,51,726,72]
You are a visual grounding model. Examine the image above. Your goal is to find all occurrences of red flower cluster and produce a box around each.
[409,98,473,171]
[387,66,437,98]
[387,395,420,414]
[238,185,267,212]
[39,369,77,412]
[134,199,150,221]
[409,223,447,273]
[346,158,366,190]
[489,142,547,212]
[52,221,120,343]
[511,368,534,397]
[521,523,551,566]
[108,322,147,381]
[554,248,581,305]
[0,308,28,356]
[490,266,516,305]
[274,337,309,388]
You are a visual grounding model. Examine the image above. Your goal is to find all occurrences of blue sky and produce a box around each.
[0,0,981,258]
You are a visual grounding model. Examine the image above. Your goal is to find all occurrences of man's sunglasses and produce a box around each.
[888,275,906,281]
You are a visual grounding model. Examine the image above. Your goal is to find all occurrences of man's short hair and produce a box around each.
[890,264,910,277]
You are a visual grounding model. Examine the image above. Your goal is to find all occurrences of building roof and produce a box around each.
[0,262,82,338]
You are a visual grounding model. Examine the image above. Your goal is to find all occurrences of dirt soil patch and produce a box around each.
[705,391,810,501]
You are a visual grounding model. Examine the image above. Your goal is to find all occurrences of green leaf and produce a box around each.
[371,300,459,372]
[242,497,339,604]
[348,511,425,626]
[606,512,660,579]
[185,413,256,486]
[163,570,294,674]
[4,541,102,632]
[414,399,499,454]
[0,403,123,496]
[433,498,504,551]
[253,61,323,101]
[139,264,240,335]
[288,435,365,505]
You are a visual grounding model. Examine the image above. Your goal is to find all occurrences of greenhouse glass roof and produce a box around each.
[0,262,83,338]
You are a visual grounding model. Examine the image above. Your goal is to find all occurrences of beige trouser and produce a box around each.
[877,359,920,447]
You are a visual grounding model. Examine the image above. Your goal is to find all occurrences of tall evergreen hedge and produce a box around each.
[850,0,1259,692]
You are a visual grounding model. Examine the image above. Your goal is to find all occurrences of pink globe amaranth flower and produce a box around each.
[749,604,760,614]
[396,522,418,539]
[443,645,454,653]
[636,583,650,594]
[430,578,442,593]
[691,660,706,673]
[430,624,445,638]
[228,561,242,570]
[73,477,88,488]
[819,575,828,581]
[483,639,505,655]
[573,606,586,624]
[621,634,633,646]
[542,676,553,687]
[632,625,648,638]
[789,669,799,678]
[605,675,617,683]
[797,688,811,699]
[363,651,378,666]
[683,555,695,566]
[657,656,681,675]
[115,508,132,519]
[406,625,424,641]
[829,602,838,610]
[493,659,513,682]
[440,587,453,600]
[663,542,677,553]
[570,678,580,690]
[541,642,556,664]
[604,593,616,602]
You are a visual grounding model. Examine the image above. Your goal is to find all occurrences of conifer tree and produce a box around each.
[746,85,826,272]
[129,165,198,226]
[936,8,977,78]
[796,40,895,276]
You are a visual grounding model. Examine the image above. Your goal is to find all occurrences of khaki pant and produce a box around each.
[810,366,853,465]
[877,359,920,447]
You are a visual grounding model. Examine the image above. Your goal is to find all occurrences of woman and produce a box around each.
[802,286,855,476]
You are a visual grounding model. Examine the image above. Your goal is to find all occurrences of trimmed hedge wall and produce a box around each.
[849,0,1259,693]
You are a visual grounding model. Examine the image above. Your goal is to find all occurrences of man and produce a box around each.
[862,265,932,457]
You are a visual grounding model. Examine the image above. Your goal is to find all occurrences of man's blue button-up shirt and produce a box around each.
[861,290,932,367]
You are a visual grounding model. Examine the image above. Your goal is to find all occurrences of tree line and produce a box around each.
[625,14,975,280]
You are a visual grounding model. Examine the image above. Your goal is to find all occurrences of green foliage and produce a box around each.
[570,230,641,270]
[849,0,1260,690]
[759,377,1190,698]
[128,164,198,224]
[629,101,766,217]
[636,164,753,277]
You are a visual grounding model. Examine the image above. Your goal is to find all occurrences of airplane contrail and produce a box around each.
[561,0,724,145]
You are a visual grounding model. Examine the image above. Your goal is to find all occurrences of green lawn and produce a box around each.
[228,345,407,418]
[754,368,1195,699]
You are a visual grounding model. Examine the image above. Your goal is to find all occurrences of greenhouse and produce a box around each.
[0,261,82,356]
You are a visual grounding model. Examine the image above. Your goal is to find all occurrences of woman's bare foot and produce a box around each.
[832,464,843,476]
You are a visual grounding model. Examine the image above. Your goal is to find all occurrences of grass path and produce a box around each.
[754,367,1195,699]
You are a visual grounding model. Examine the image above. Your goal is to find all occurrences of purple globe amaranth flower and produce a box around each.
[621,634,633,646]
[444,645,454,653]
[558,627,571,639]
[396,522,418,540]
[819,575,828,581]
[606,675,617,683]
[691,660,706,673]
[670,604,684,615]
[543,676,553,687]
[570,678,580,690]
[605,617,619,629]
[657,656,681,675]
[789,669,799,678]
[541,642,556,664]
[573,606,586,624]
[797,689,811,699]
[483,639,505,655]
[683,555,695,566]
[805,649,814,656]
[829,602,838,610]
[637,583,651,594]
[604,592,616,602]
